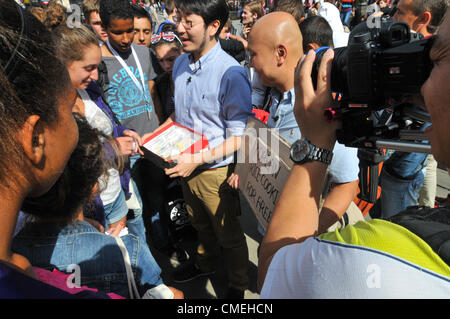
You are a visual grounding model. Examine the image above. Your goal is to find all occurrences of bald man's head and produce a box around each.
[248,12,303,91]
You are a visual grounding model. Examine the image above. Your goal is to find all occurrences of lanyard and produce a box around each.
[314,46,331,54]
[106,40,150,106]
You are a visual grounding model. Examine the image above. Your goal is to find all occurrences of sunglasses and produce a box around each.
[151,32,183,46]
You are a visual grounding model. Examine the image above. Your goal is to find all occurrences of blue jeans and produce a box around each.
[379,168,425,219]
[340,10,352,26]
[104,189,129,226]
[370,150,428,219]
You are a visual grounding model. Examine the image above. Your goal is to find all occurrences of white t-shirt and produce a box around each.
[318,2,349,48]
[78,89,122,206]
[261,237,450,298]
[319,2,344,33]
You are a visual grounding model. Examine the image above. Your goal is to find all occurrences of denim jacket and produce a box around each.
[12,220,163,298]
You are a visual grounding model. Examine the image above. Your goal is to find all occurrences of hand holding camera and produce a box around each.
[294,49,340,151]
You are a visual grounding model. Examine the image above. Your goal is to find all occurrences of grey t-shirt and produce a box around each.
[102,44,159,136]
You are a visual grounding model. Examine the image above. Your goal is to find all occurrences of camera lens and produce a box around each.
[312,46,348,96]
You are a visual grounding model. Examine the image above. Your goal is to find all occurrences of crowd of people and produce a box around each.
[1,0,449,300]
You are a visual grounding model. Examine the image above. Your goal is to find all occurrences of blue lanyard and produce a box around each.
[314,46,331,54]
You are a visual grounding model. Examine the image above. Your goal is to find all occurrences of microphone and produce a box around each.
[187,76,192,84]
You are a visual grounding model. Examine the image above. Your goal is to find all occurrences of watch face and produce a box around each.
[291,139,310,163]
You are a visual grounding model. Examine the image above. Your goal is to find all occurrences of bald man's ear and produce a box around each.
[413,11,432,34]
[276,44,288,66]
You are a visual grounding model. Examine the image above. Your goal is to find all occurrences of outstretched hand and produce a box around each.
[294,49,340,150]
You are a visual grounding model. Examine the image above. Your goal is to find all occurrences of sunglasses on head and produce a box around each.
[151,32,183,46]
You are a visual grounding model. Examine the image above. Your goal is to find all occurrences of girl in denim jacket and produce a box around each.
[12,115,182,299]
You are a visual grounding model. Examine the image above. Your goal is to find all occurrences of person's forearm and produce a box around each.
[229,34,248,50]
[197,135,242,165]
[164,135,242,178]
[257,161,328,292]
[318,180,358,234]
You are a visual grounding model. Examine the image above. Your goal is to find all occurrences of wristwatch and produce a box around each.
[290,138,333,165]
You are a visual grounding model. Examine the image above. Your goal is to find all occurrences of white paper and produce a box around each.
[143,125,203,158]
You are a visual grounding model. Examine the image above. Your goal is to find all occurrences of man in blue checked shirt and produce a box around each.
[149,0,252,299]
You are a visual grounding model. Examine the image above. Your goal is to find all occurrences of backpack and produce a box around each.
[387,205,450,266]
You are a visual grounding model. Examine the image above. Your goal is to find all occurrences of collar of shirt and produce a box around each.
[187,41,221,73]
[270,87,296,110]
[267,86,301,144]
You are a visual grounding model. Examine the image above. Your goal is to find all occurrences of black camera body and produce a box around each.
[314,18,434,152]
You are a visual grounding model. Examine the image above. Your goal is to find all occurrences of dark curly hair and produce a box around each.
[99,0,134,29]
[0,1,71,187]
[21,114,107,223]
[43,2,67,30]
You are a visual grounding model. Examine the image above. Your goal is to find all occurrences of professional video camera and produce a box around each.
[312,17,434,204]
[313,17,434,154]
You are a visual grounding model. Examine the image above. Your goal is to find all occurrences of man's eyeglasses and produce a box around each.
[172,15,198,30]
[151,32,183,46]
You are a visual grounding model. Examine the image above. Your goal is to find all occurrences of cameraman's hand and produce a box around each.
[294,49,339,150]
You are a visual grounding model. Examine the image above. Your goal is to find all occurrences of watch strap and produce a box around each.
[308,144,333,164]
[290,139,334,165]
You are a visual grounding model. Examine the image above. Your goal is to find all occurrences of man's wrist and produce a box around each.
[194,151,207,166]
[290,138,334,165]
[302,135,336,152]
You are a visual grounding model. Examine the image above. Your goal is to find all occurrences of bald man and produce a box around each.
[249,12,303,143]
[248,12,361,235]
